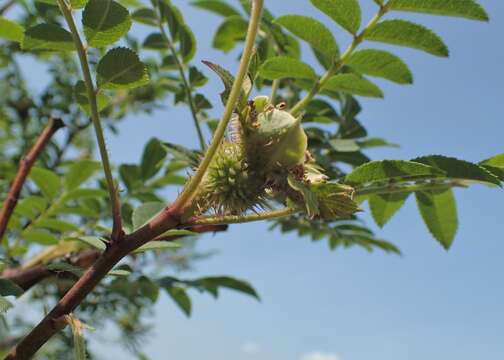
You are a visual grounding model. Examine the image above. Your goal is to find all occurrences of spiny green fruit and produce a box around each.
[197,141,266,215]
[246,97,307,170]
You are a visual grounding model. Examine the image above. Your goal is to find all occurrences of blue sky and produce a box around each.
[11,0,504,359]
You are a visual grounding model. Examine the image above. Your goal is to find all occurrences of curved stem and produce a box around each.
[158,24,206,150]
[189,207,299,226]
[290,2,390,116]
[171,0,264,213]
[57,0,123,241]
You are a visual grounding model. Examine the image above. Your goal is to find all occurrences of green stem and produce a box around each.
[57,0,122,241]
[158,24,205,150]
[289,2,390,116]
[171,0,264,213]
[355,181,466,197]
[270,79,280,103]
[189,207,299,226]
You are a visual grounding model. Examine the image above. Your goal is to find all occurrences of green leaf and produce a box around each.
[0,17,24,43]
[347,49,413,84]
[15,196,48,221]
[259,56,317,80]
[202,60,250,109]
[22,24,74,51]
[83,0,132,48]
[74,236,107,251]
[388,0,489,21]
[287,174,319,218]
[37,219,79,233]
[119,164,142,192]
[369,193,410,227]
[30,167,60,199]
[108,269,131,277]
[96,47,149,90]
[70,0,88,8]
[0,279,24,297]
[22,230,59,245]
[275,15,339,59]
[132,202,165,229]
[163,285,192,316]
[191,0,241,17]
[65,159,102,190]
[416,189,458,249]
[74,80,111,115]
[212,15,248,53]
[131,8,158,26]
[323,73,384,98]
[141,138,167,180]
[133,241,181,253]
[480,154,504,181]
[413,155,502,186]
[189,67,208,87]
[46,263,84,277]
[0,296,13,314]
[310,0,361,34]
[312,183,361,220]
[481,153,504,169]
[346,160,445,185]
[142,32,165,49]
[37,0,90,8]
[365,19,449,57]
[197,277,260,300]
[63,188,107,201]
[179,23,197,63]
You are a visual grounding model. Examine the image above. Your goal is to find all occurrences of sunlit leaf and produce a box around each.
[310,0,361,34]
[83,0,132,48]
[416,189,458,249]
[366,19,449,57]
[96,47,149,89]
[275,15,339,59]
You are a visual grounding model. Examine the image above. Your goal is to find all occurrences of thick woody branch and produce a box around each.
[0,118,65,244]
[1,224,227,291]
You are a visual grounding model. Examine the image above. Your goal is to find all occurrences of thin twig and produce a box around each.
[289,1,390,116]
[0,118,65,246]
[56,0,123,242]
[158,23,206,150]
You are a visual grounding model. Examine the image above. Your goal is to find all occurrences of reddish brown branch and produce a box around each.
[5,205,181,359]
[0,118,65,244]
[1,224,227,291]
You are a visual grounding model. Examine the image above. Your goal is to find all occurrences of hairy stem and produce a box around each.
[290,1,390,116]
[171,0,264,213]
[0,118,64,247]
[158,23,206,150]
[189,207,299,226]
[57,0,123,241]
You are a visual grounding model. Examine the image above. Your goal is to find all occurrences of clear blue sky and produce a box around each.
[17,1,504,359]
